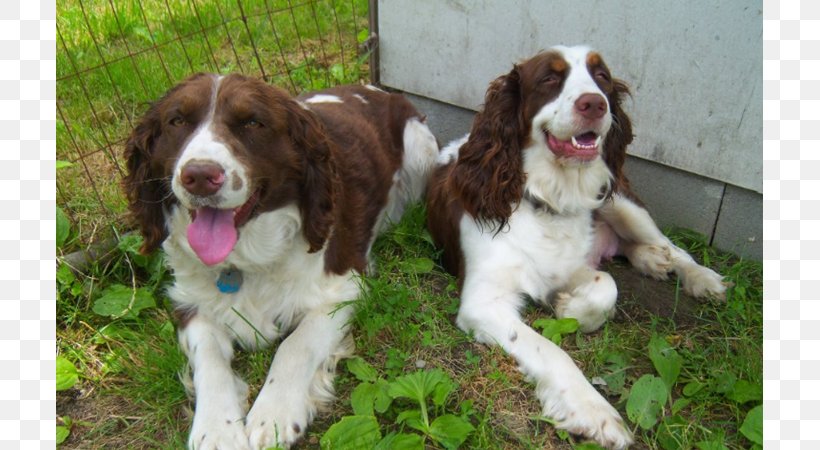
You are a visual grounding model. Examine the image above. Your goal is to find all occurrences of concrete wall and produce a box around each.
[373,0,762,260]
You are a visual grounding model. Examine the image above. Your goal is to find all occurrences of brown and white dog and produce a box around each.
[123,74,438,449]
[426,45,727,448]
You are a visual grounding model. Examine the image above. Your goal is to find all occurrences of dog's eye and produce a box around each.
[169,116,187,127]
[594,70,611,82]
[244,119,262,129]
[541,73,561,85]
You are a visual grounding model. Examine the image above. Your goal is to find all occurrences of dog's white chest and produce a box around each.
[460,206,594,298]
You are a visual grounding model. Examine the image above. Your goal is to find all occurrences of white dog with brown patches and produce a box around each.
[427,45,726,448]
[123,74,438,449]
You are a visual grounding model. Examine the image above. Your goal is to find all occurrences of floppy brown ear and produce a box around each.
[122,106,170,254]
[450,66,525,232]
[286,101,338,253]
[602,79,636,195]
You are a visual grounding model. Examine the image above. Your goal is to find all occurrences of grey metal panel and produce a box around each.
[712,185,763,261]
[403,92,475,146]
[378,0,762,193]
[622,157,724,239]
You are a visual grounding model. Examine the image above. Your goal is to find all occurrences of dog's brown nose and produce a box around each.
[180,161,225,196]
[575,93,607,120]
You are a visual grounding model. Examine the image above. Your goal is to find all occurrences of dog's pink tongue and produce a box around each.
[187,207,237,266]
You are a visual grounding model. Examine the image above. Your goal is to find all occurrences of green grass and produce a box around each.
[57,1,761,448]
[57,0,369,248]
[56,201,762,449]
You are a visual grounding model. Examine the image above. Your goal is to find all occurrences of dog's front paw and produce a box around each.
[188,414,249,450]
[541,385,632,450]
[680,264,728,300]
[245,400,308,449]
[625,243,672,280]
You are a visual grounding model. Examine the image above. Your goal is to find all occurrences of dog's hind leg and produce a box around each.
[456,277,632,450]
[553,266,618,333]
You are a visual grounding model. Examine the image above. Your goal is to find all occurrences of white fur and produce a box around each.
[382,118,439,226]
[367,118,438,269]
[166,204,358,450]
[352,93,369,104]
[167,114,437,449]
[438,134,467,165]
[450,45,633,449]
[303,94,343,104]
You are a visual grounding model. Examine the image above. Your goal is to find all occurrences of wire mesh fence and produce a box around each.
[57,0,371,250]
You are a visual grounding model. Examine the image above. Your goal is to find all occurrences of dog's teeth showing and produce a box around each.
[569,134,603,150]
[571,136,591,150]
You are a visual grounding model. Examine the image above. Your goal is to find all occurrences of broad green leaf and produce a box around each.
[683,380,706,397]
[626,374,667,430]
[573,443,606,450]
[350,382,378,416]
[399,257,435,275]
[726,379,762,404]
[602,352,629,394]
[648,335,683,393]
[56,160,73,170]
[320,415,381,450]
[696,440,729,450]
[375,432,424,450]
[92,284,155,319]
[56,207,70,248]
[388,369,449,404]
[671,398,691,415]
[532,318,579,344]
[374,379,393,413]
[56,263,75,291]
[739,405,763,445]
[428,414,475,450]
[330,64,346,83]
[56,356,79,391]
[56,425,70,444]
[396,410,425,433]
[346,357,378,383]
[431,376,456,407]
[357,28,370,44]
[711,371,737,394]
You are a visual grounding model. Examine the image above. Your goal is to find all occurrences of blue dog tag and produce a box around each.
[216,267,243,294]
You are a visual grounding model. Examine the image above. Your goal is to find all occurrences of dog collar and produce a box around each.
[523,183,612,215]
[217,266,243,294]
[523,191,557,215]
